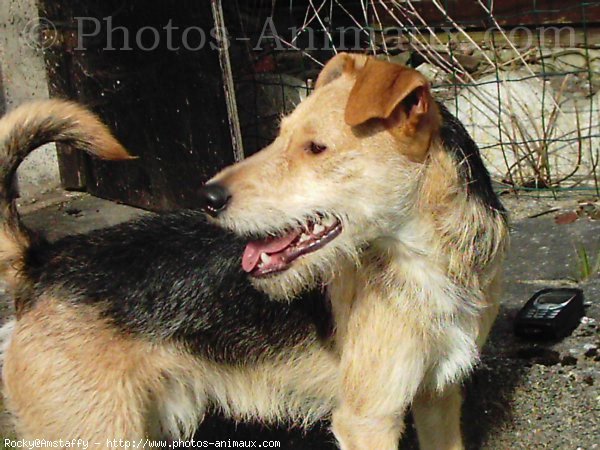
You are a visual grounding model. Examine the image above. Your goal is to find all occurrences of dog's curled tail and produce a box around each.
[0,99,133,286]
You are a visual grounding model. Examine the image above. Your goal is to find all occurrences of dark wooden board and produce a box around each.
[39,0,235,211]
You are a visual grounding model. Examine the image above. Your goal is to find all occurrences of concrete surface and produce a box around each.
[1,191,599,449]
[0,0,60,197]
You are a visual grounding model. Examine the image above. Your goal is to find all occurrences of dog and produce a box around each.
[198,53,508,449]
[0,53,507,449]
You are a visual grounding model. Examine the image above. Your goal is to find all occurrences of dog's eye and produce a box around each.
[308,142,327,154]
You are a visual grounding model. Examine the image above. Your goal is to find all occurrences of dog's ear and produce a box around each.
[345,58,431,129]
[344,58,437,161]
[314,53,368,89]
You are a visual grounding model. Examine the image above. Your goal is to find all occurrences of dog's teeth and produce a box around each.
[313,224,325,234]
[260,253,272,264]
[299,233,310,243]
[322,216,336,228]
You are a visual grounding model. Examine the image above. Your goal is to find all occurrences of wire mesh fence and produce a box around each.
[223,0,600,196]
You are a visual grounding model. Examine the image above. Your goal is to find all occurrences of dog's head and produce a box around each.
[201,54,441,299]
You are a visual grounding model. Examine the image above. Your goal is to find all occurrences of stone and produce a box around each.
[560,355,578,366]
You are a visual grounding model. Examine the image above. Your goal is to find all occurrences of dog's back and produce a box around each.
[0,101,337,440]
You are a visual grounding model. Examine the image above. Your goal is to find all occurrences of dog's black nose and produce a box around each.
[199,183,231,217]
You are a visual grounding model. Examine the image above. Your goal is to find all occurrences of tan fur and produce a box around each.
[4,300,151,440]
[412,385,464,450]
[0,222,29,291]
[207,53,509,449]
[0,99,133,162]
[2,299,338,443]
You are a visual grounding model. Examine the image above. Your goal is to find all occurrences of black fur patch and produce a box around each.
[24,212,332,364]
[438,103,506,216]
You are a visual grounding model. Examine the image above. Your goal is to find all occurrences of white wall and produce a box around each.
[0,0,60,199]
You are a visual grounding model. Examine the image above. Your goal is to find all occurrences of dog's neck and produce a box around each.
[327,142,504,320]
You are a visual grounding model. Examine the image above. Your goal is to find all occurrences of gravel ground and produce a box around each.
[0,192,598,449]
[464,195,600,450]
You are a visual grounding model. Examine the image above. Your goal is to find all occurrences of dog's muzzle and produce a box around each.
[199,183,231,217]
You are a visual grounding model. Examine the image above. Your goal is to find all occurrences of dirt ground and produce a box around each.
[0,191,598,449]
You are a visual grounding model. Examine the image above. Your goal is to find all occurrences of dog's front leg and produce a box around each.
[331,296,426,450]
[411,384,464,450]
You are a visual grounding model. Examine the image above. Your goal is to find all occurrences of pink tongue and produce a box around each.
[242,231,301,272]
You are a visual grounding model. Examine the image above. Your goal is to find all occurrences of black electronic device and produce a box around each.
[514,288,585,340]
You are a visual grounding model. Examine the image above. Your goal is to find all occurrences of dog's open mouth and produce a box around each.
[242,215,342,277]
